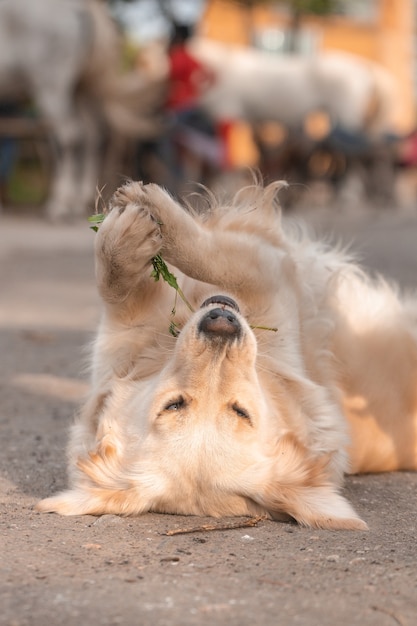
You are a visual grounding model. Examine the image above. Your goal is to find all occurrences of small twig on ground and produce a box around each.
[164,516,266,536]
[371,605,406,626]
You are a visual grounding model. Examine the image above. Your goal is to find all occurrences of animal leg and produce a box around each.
[111,181,287,297]
[95,196,163,309]
[77,97,102,214]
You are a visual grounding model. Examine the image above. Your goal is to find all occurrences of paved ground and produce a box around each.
[1,203,417,626]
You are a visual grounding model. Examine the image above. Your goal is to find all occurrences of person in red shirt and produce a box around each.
[166,26,255,172]
[166,24,214,122]
[154,23,221,191]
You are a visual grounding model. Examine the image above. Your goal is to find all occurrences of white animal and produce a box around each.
[189,39,397,138]
[0,0,163,220]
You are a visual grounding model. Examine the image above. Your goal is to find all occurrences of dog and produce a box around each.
[37,181,417,529]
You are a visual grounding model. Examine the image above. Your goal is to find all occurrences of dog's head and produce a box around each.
[38,295,366,530]
[138,295,366,529]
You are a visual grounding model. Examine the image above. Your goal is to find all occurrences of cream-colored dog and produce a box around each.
[37,181,417,529]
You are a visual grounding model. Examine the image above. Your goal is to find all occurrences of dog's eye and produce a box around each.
[232,403,250,420]
[164,397,185,411]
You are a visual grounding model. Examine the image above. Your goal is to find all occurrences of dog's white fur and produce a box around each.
[37,181,417,529]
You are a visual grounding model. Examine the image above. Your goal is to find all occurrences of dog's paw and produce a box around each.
[111,181,174,221]
[95,191,164,301]
[111,182,195,257]
[99,192,162,264]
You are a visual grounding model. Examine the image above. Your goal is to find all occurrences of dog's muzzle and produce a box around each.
[199,295,241,339]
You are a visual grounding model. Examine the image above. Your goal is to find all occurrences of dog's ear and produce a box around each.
[35,486,153,517]
[261,482,368,530]
[36,444,155,516]
[36,490,111,516]
[251,434,368,530]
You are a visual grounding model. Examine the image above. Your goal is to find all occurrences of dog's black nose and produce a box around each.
[198,307,241,338]
[200,295,240,313]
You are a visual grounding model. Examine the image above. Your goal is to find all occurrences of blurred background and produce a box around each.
[1,0,417,217]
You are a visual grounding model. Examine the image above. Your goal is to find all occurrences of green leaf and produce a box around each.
[151,255,194,312]
[169,321,180,337]
[88,213,106,232]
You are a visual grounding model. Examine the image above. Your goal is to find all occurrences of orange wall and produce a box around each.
[199,0,415,133]
[377,0,415,131]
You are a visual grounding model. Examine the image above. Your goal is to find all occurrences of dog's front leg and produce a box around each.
[111,182,281,295]
[95,196,164,318]
[111,182,199,272]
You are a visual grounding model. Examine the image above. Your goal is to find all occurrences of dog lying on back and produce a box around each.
[37,181,417,529]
